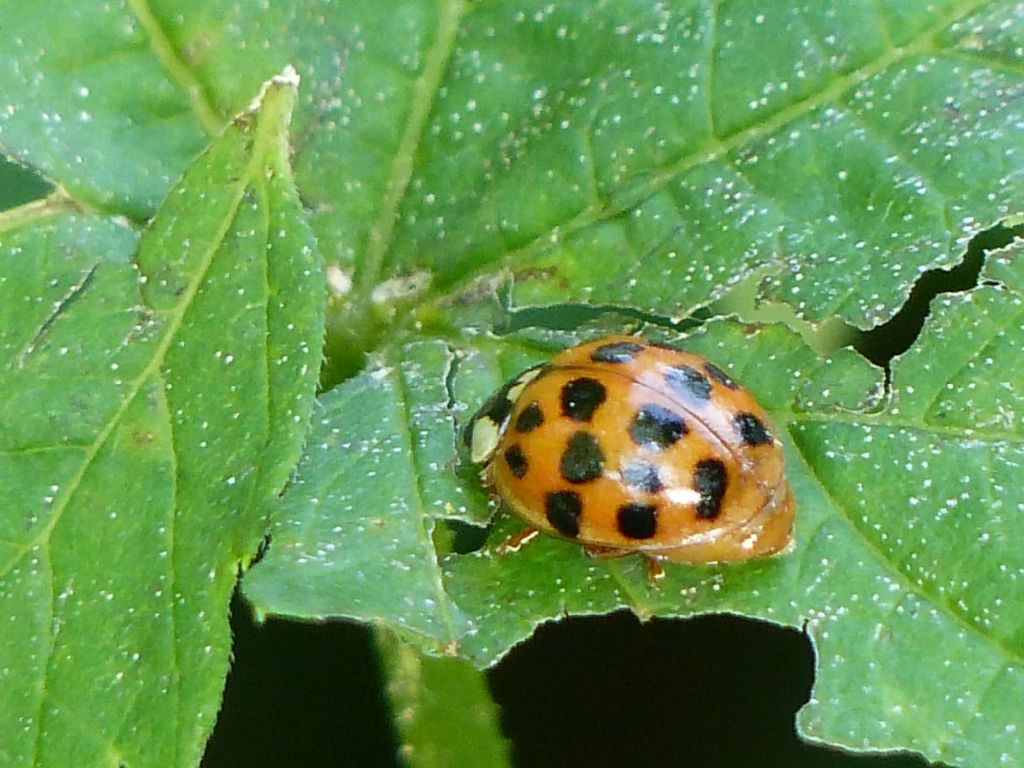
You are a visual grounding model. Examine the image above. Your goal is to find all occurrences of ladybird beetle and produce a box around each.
[465,336,794,564]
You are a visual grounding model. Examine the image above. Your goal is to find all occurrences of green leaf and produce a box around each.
[0,72,323,767]
[788,240,1024,762]
[377,628,511,768]
[3,2,1019,326]
[0,1,209,217]
[248,258,1024,766]
[4,1,1023,765]
[245,340,488,649]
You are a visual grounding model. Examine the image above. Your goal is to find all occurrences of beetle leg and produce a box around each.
[644,555,666,585]
[497,526,540,555]
[479,460,496,488]
[582,544,629,559]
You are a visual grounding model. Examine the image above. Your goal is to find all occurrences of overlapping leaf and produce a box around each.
[0,75,323,767]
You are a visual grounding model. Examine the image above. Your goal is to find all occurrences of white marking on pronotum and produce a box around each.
[504,366,544,404]
[470,418,502,464]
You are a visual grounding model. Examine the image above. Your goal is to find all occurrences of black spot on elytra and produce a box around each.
[705,361,738,389]
[515,402,544,433]
[560,432,605,483]
[628,404,687,450]
[504,445,528,478]
[617,503,658,539]
[561,377,607,422]
[621,461,664,493]
[664,364,712,401]
[694,459,728,520]
[545,491,582,537]
[590,340,645,364]
[734,412,772,446]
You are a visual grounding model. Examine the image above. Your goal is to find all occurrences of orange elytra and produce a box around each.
[465,335,795,564]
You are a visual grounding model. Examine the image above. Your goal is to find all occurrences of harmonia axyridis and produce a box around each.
[465,336,794,564]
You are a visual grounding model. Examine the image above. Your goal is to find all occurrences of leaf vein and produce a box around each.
[603,559,653,618]
[785,410,1024,445]
[916,302,1024,421]
[28,548,53,768]
[124,0,222,134]
[838,97,960,205]
[356,0,467,300]
[938,45,1024,79]
[788,422,1022,667]
[702,0,719,138]
[866,0,895,49]
[0,445,91,457]
[390,357,464,650]
[152,375,183,767]
[0,131,262,582]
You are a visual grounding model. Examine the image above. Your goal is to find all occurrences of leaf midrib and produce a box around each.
[20,128,274,768]
[355,0,467,303]
[389,347,466,650]
[20,108,284,768]
[125,0,222,134]
[0,140,266,583]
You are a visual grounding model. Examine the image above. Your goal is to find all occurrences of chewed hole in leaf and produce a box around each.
[443,518,494,555]
[855,221,1024,368]
[500,300,710,335]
